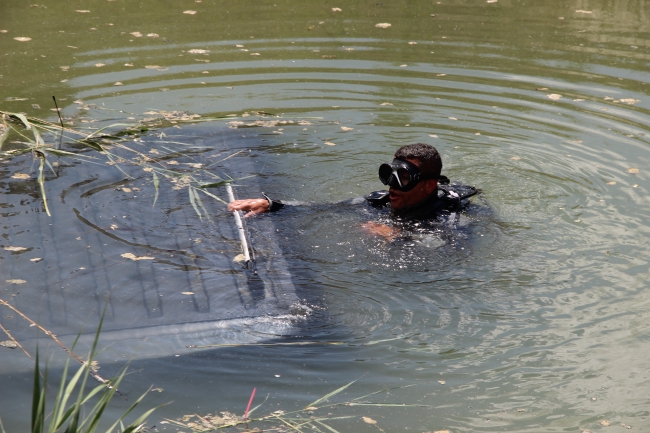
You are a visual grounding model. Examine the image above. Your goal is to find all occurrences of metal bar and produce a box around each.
[226,184,252,266]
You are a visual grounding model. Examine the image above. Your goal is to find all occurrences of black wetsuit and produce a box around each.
[266,183,480,221]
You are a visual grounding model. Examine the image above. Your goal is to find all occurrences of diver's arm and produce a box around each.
[361,221,400,241]
[227,193,289,217]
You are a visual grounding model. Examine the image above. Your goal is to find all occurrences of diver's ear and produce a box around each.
[423,178,438,194]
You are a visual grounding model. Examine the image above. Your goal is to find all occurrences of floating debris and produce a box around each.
[121,253,154,261]
[0,341,18,349]
[130,31,143,37]
[188,49,209,54]
[599,420,610,426]
[375,23,391,28]
[75,10,90,13]
[628,168,639,174]
[6,279,27,284]
[575,9,593,14]
[362,417,377,425]
[183,10,197,15]
[11,173,30,179]
[5,246,28,252]
[13,37,32,42]
[340,126,353,131]
[94,63,105,67]
[332,7,342,12]
[547,94,562,100]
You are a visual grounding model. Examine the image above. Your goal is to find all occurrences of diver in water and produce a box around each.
[228,143,479,238]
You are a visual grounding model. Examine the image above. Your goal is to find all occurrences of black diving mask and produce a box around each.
[378,159,433,192]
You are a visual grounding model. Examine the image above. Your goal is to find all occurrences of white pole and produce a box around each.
[226,184,251,264]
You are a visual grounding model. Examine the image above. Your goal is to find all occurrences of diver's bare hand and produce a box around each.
[228,198,269,217]
[361,221,399,241]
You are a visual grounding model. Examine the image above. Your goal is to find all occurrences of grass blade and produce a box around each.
[306,379,357,408]
[152,171,160,208]
[188,187,202,220]
[193,187,212,223]
[37,156,51,217]
[314,420,343,433]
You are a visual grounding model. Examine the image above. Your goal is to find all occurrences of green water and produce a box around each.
[2,1,650,432]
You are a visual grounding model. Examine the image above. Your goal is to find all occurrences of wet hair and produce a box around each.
[394,143,442,178]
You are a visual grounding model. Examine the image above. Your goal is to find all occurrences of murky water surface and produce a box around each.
[2,1,650,431]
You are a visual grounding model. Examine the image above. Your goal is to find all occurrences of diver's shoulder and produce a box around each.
[364,190,390,207]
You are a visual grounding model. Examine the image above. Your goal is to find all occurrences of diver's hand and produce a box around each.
[361,221,399,241]
[228,198,269,217]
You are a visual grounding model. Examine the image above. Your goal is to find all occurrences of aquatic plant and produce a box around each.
[164,380,422,432]
[0,109,236,220]
[0,300,159,433]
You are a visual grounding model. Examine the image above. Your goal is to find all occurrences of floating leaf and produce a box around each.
[547,94,562,100]
[362,417,377,425]
[5,246,28,252]
[114,82,123,86]
[233,254,246,263]
[181,292,194,295]
[30,258,43,262]
[606,181,616,185]
[183,10,197,14]
[0,341,18,349]
[6,279,26,284]
[121,253,154,261]
[14,37,32,42]
[324,141,336,146]
[11,173,30,179]
[331,7,342,12]
[76,10,90,13]
[375,23,391,28]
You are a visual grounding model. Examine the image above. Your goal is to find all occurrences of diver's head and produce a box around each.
[378,143,442,210]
